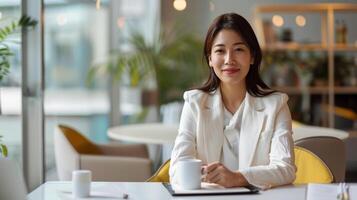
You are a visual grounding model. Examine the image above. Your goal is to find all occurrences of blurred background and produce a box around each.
[0,0,356,185]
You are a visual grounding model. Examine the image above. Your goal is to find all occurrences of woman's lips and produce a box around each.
[222,68,240,75]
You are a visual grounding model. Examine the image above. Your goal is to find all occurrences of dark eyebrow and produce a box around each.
[213,42,247,48]
[213,44,225,48]
[234,42,248,46]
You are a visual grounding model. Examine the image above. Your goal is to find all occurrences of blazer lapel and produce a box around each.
[239,93,266,169]
[201,89,224,163]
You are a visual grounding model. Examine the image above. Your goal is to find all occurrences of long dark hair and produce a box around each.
[197,13,275,97]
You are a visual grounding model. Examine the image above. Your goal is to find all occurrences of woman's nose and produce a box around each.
[224,50,234,64]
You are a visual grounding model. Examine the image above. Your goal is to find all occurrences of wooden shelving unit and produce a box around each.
[273,86,357,95]
[254,3,357,128]
[262,43,357,52]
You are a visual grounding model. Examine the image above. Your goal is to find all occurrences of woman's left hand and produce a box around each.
[203,162,248,188]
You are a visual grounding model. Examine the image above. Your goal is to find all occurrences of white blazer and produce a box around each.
[169,89,296,189]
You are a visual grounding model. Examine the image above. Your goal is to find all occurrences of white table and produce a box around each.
[28,181,307,200]
[108,123,349,145]
[292,125,349,141]
[108,123,179,169]
[108,123,350,168]
[108,123,179,145]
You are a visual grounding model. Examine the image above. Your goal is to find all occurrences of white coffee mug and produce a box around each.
[177,159,202,190]
[72,170,91,198]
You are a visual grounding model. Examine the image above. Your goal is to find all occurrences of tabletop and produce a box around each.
[108,123,179,145]
[108,123,349,146]
[292,125,349,141]
[28,181,307,200]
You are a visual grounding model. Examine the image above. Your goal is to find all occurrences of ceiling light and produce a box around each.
[173,0,187,11]
[272,15,284,27]
[295,15,306,27]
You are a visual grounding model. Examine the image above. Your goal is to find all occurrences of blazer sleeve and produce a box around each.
[240,98,296,189]
[169,92,198,185]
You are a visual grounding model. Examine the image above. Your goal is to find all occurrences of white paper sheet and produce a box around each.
[306,184,339,200]
[307,183,357,200]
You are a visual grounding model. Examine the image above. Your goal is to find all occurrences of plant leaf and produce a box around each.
[0,144,8,157]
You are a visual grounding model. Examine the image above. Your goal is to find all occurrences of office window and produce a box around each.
[43,0,160,180]
[0,1,23,168]
[43,1,110,180]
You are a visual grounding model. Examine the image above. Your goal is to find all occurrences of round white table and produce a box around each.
[108,123,179,145]
[292,125,349,141]
[108,123,179,170]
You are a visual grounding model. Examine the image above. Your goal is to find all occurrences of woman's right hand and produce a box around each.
[201,161,248,188]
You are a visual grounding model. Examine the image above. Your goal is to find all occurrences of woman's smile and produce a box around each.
[222,67,240,75]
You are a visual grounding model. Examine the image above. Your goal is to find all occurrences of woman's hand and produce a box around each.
[202,162,249,188]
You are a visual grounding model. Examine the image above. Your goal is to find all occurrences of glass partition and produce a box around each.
[43,0,160,180]
[0,1,23,168]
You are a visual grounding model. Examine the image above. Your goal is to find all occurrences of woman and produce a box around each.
[169,13,296,189]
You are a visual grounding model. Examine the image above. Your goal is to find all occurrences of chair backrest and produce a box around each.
[151,150,333,185]
[54,124,101,180]
[57,125,102,154]
[147,146,338,184]
[294,146,333,184]
[0,158,27,200]
[147,159,170,182]
[295,136,346,182]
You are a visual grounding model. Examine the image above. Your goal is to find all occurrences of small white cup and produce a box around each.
[177,159,202,190]
[72,170,91,198]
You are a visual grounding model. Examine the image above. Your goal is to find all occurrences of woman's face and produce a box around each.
[209,29,253,87]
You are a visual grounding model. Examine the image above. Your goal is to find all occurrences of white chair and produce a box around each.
[0,158,27,200]
[54,124,152,181]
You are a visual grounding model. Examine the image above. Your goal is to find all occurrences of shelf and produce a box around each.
[334,44,357,51]
[334,87,357,94]
[262,43,327,51]
[262,43,357,51]
[273,86,357,95]
[255,3,357,128]
[256,3,357,13]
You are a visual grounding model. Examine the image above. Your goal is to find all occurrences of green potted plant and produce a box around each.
[88,29,207,108]
[0,15,37,157]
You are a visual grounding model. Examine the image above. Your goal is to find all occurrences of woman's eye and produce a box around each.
[215,49,224,53]
[235,48,244,51]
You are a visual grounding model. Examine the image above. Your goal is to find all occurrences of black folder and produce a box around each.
[162,183,260,196]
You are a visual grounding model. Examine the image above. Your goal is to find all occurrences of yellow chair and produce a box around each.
[147,146,333,184]
[147,159,171,182]
[293,146,333,184]
[295,136,345,182]
[292,120,304,128]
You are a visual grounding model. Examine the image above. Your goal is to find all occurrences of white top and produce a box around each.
[220,97,245,171]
